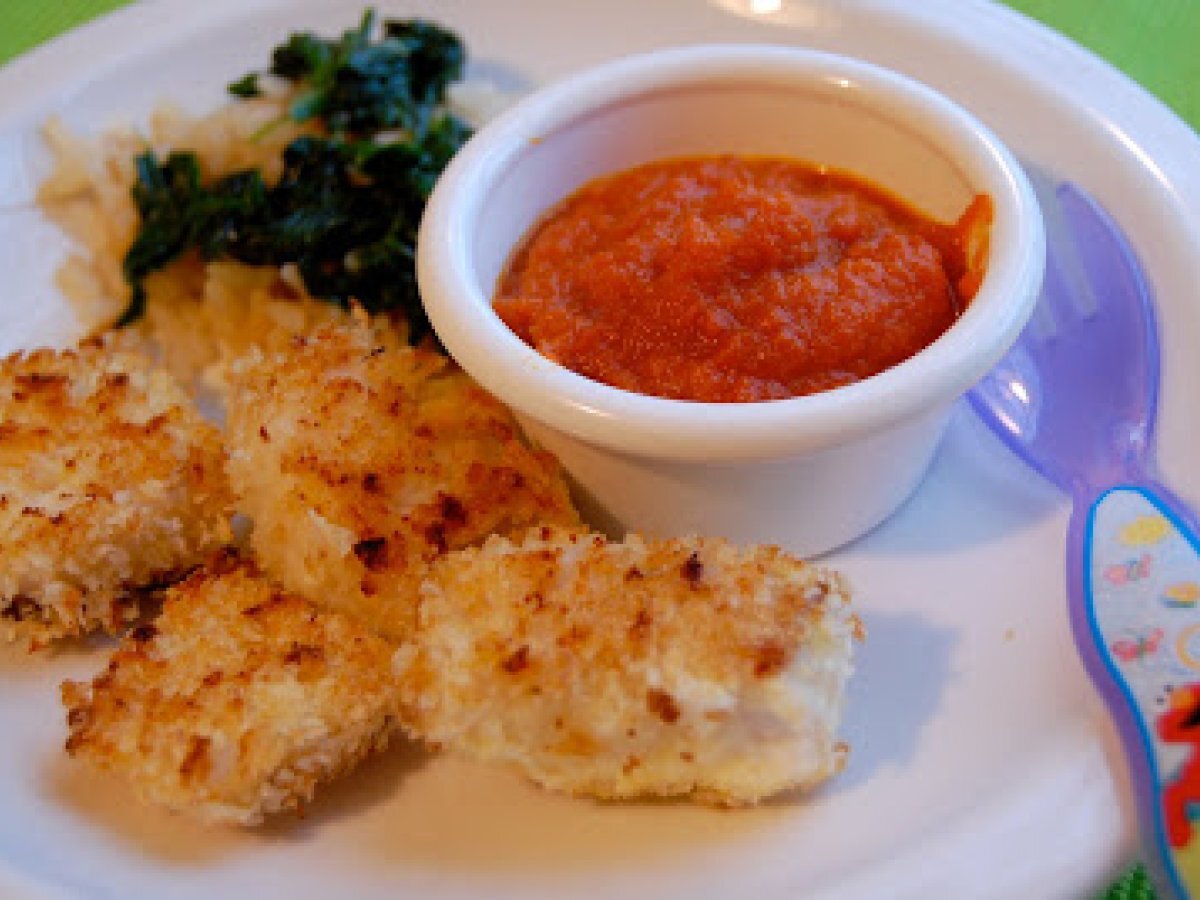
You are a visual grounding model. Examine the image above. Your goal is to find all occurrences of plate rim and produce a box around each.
[1,1,1197,898]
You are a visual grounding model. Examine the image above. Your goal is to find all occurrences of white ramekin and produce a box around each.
[417,44,1045,554]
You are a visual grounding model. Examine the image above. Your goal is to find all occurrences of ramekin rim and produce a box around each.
[417,43,1046,462]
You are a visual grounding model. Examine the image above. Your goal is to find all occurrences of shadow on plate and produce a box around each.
[339,754,792,874]
[257,739,434,842]
[40,734,432,864]
[329,617,951,874]
[817,608,954,793]
[30,613,950,877]
[0,632,115,682]
[844,403,1063,558]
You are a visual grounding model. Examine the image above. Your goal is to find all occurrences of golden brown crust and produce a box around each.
[61,555,404,826]
[223,320,578,641]
[397,526,860,804]
[0,339,233,647]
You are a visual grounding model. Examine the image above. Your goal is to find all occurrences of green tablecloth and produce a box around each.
[1,2,1196,899]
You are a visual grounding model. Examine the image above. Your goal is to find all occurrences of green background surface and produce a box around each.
[1,2,1195,899]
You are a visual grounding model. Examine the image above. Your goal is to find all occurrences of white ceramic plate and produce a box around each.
[2,1,1199,897]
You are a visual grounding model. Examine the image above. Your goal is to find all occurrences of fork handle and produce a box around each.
[1076,481,1200,899]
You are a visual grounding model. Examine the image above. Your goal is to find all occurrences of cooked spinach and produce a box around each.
[119,10,472,340]
[269,11,466,137]
[226,73,261,99]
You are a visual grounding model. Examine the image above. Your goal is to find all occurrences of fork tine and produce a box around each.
[1020,168,1084,335]
[1034,225,1077,339]
[1056,183,1156,330]
[1056,183,1159,402]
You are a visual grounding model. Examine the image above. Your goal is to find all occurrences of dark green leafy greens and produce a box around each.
[271,14,467,136]
[119,9,471,340]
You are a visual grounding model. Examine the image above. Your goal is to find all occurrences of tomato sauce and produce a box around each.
[494,155,991,403]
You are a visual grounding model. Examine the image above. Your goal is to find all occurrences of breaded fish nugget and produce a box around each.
[224,321,577,641]
[397,527,862,805]
[0,339,232,647]
[61,556,403,826]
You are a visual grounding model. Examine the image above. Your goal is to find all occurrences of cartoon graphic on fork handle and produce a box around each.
[1158,685,1200,851]
[1085,485,1200,891]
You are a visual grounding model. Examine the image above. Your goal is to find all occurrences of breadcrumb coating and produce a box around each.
[397,526,861,805]
[61,556,404,826]
[224,320,578,642]
[0,339,233,647]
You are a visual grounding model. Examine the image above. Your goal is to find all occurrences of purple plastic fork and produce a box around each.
[969,182,1200,899]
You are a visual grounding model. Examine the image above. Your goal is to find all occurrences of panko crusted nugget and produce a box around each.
[0,339,232,647]
[224,321,578,642]
[397,526,862,805]
[61,556,404,826]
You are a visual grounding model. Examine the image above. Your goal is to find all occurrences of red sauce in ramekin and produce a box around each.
[495,155,992,403]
